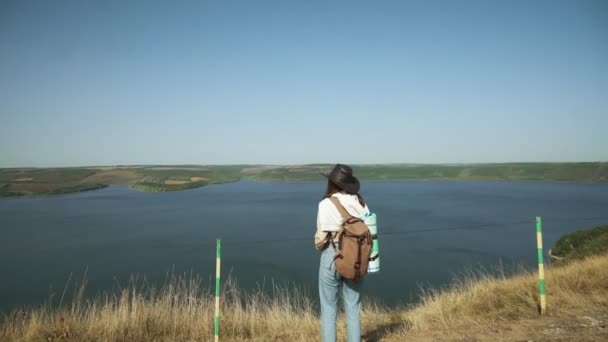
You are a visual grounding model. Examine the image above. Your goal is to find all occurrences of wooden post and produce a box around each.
[215,239,222,341]
[536,217,546,314]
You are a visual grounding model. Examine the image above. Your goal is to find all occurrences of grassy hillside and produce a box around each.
[130,166,242,192]
[1,162,607,197]
[551,225,608,263]
[0,168,105,197]
[253,162,608,183]
[129,180,210,192]
[0,166,243,196]
[1,254,606,341]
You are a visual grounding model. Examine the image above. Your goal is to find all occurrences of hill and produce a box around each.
[1,253,606,341]
[251,162,608,183]
[550,225,608,263]
[0,166,243,197]
[1,162,607,197]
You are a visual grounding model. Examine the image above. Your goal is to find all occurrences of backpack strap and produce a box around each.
[329,197,353,220]
[329,197,353,252]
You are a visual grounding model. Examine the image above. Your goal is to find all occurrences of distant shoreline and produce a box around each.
[1,162,607,197]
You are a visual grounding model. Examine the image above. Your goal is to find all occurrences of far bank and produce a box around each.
[1,162,607,197]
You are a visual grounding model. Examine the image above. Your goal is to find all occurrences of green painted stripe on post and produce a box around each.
[536,217,547,314]
[539,279,546,295]
[215,239,222,341]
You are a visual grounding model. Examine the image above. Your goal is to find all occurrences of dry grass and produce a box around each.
[1,255,607,341]
[405,254,607,327]
[390,253,608,341]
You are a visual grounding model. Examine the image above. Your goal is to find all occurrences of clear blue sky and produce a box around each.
[1,0,607,167]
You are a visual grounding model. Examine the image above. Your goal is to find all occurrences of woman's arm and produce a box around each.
[314,199,341,250]
[317,199,341,232]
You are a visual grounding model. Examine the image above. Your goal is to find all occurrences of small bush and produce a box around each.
[551,225,608,262]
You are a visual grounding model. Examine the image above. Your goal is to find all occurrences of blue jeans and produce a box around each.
[319,243,362,342]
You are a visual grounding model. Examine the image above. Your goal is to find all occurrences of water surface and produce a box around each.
[1,180,607,311]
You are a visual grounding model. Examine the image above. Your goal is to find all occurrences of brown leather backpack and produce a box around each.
[329,198,373,282]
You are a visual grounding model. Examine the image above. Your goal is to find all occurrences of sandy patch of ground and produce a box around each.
[240,166,282,174]
[89,166,143,170]
[148,167,208,171]
[14,178,33,182]
[164,180,189,185]
[161,177,207,185]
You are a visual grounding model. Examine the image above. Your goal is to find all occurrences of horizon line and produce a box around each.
[1,161,607,169]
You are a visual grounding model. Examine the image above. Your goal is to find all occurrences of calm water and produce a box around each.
[1,180,607,311]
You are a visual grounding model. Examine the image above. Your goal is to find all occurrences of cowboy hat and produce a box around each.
[321,163,360,194]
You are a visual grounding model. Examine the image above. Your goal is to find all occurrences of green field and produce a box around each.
[0,166,243,197]
[130,166,243,192]
[251,162,608,182]
[0,168,105,197]
[1,162,607,197]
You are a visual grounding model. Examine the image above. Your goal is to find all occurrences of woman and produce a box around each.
[315,164,370,342]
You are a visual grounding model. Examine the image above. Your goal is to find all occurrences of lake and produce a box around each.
[1,180,607,312]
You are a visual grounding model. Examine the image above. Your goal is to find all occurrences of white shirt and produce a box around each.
[315,192,370,248]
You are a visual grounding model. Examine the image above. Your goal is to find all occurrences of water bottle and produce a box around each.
[363,213,380,273]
